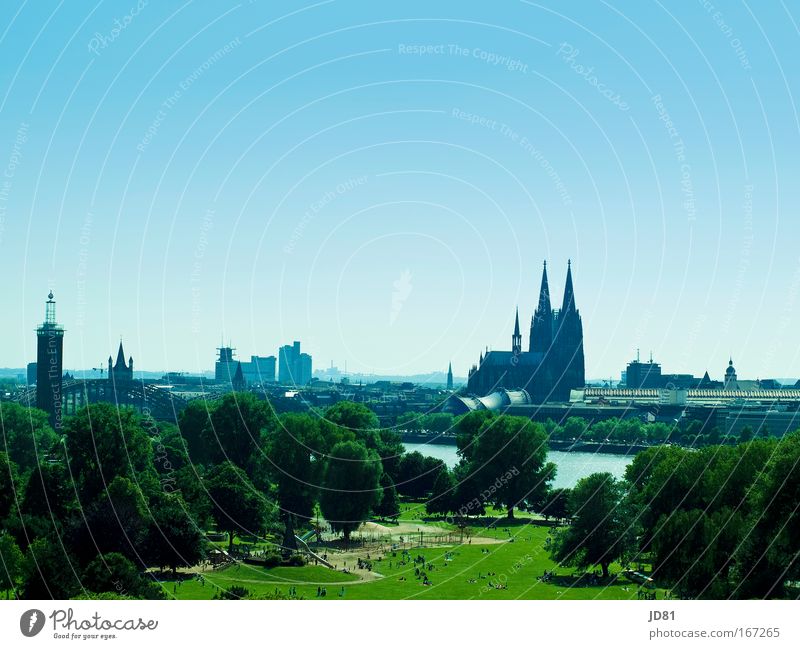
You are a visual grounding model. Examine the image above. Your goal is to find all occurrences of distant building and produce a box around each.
[625,354,662,389]
[161,372,206,386]
[215,345,238,383]
[108,341,134,384]
[278,341,312,385]
[447,362,453,390]
[723,408,800,438]
[232,362,246,391]
[724,358,738,390]
[36,291,64,430]
[467,260,585,402]
[241,355,276,385]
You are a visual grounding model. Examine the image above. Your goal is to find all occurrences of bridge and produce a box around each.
[15,379,191,421]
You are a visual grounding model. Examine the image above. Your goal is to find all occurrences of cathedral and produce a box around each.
[467,261,585,402]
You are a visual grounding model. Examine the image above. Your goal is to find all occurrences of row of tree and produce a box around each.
[547,435,800,598]
[545,415,763,446]
[0,395,449,598]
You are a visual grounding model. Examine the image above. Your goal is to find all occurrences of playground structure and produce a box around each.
[294,534,334,569]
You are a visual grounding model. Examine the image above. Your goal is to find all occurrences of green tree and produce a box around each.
[651,508,745,598]
[706,426,722,446]
[550,473,634,578]
[0,533,24,598]
[321,402,403,478]
[202,392,276,472]
[732,431,800,598]
[421,413,455,434]
[268,413,323,549]
[426,466,455,516]
[395,451,443,498]
[540,487,571,521]
[396,412,423,433]
[562,417,589,441]
[373,472,399,520]
[63,403,153,501]
[451,460,486,519]
[70,476,150,564]
[323,401,379,433]
[0,402,59,472]
[82,552,164,599]
[22,462,75,522]
[0,452,20,525]
[206,461,268,553]
[177,400,215,464]
[320,441,381,542]
[22,537,82,599]
[467,415,554,519]
[454,410,495,462]
[738,425,754,443]
[143,494,204,575]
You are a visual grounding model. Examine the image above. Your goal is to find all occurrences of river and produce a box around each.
[403,442,632,489]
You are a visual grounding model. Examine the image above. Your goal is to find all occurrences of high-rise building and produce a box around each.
[467,261,585,402]
[36,291,65,430]
[278,341,313,385]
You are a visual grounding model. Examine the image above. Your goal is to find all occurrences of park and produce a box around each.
[1,397,798,600]
[161,506,662,601]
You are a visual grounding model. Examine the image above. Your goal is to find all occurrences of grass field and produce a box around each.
[162,521,666,601]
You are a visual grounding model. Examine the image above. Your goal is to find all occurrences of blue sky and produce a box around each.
[1,1,799,380]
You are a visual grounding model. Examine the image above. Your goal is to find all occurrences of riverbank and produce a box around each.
[401,432,650,456]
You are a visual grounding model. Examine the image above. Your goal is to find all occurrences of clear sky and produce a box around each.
[1,1,799,381]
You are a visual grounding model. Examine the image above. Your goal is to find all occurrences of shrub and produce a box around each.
[214,585,250,600]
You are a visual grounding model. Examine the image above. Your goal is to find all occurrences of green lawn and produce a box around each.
[163,524,666,600]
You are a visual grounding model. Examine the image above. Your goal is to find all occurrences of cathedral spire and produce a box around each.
[512,307,522,354]
[530,261,553,353]
[562,259,576,314]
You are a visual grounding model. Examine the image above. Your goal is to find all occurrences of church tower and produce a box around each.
[446,362,453,390]
[232,361,247,391]
[36,291,65,430]
[512,307,522,355]
[530,261,553,353]
[552,260,585,399]
[108,340,134,384]
[724,358,738,390]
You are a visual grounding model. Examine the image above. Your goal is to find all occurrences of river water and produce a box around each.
[403,442,632,489]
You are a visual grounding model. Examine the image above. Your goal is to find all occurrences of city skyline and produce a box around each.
[1,2,799,379]
[6,286,796,388]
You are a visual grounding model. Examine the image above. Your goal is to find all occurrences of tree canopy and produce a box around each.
[320,441,382,542]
